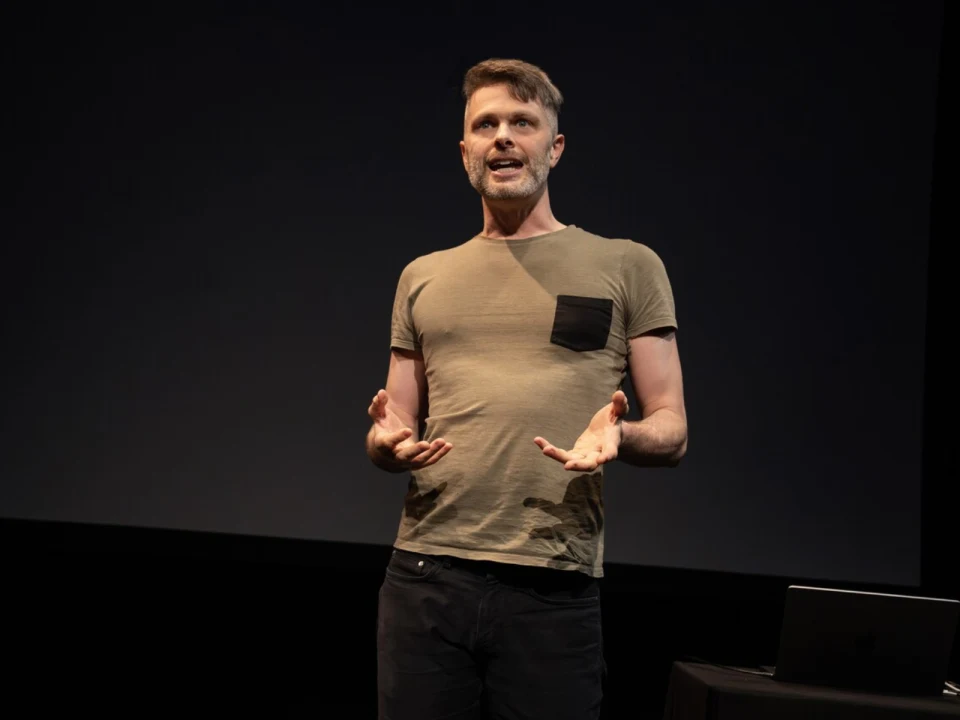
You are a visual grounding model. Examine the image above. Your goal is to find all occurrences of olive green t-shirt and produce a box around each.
[388,224,677,577]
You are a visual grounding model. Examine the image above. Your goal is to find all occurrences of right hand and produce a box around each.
[368,389,453,470]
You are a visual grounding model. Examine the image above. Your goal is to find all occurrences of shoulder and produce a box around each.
[568,226,667,269]
[562,225,618,247]
[620,239,668,272]
[397,239,473,281]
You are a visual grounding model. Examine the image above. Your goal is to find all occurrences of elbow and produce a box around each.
[660,409,687,467]
[666,433,688,467]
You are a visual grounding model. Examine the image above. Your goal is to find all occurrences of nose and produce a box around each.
[494,124,514,149]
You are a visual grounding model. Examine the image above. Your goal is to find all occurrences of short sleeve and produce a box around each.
[620,241,678,338]
[390,261,421,352]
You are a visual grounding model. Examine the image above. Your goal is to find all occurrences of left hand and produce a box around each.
[534,390,630,472]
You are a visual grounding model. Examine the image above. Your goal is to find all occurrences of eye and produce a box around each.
[478,120,494,129]
[517,119,529,127]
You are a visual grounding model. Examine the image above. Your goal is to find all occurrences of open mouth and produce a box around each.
[488,158,524,176]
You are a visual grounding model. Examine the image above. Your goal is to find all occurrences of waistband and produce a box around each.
[395,548,597,588]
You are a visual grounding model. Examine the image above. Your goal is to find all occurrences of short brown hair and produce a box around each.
[462,58,564,135]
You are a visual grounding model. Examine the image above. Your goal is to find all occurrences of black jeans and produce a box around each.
[377,548,605,720]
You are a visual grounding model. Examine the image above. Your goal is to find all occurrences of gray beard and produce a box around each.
[468,152,550,200]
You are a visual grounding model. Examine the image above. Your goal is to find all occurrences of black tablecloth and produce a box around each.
[663,662,960,719]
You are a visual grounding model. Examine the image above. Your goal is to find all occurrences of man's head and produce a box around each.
[459,58,565,202]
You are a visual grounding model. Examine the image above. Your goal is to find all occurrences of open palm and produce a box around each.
[534,391,629,472]
[368,389,452,469]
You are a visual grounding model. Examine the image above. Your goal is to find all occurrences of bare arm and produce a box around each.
[532,328,687,472]
[370,347,425,442]
[618,328,688,467]
[366,348,452,473]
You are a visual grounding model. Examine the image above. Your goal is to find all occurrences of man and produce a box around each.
[365,58,687,720]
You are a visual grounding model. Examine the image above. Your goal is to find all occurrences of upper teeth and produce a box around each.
[492,161,517,169]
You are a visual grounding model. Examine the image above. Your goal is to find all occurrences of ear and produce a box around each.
[460,140,468,171]
[549,133,565,167]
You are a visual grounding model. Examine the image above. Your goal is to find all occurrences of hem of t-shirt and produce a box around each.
[390,337,420,352]
[392,538,604,578]
[625,316,678,340]
[472,224,579,246]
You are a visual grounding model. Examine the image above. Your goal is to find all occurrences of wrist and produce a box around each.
[617,412,688,468]
[618,418,642,447]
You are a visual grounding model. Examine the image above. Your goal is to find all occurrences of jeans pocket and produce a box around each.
[520,577,601,606]
[384,549,444,582]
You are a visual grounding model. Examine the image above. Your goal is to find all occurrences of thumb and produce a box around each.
[611,390,629,418]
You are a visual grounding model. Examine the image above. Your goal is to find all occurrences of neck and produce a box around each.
[479,185,566,240]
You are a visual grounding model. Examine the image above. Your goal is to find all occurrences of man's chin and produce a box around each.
[483,190,530,201]
[479,181,539,201]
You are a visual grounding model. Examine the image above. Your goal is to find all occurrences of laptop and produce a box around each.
[772,585,959,696]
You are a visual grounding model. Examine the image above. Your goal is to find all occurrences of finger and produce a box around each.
[377,427,413,449]
[409,439,447,465]
[565,453,600,472]
[545,447,576,463]
[534,437,575,463]
[395,440,430,461]
[416,442,453,469]
[395,440,432,462]
[534,436,568,454]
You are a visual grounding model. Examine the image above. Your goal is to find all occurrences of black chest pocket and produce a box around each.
[549,295,613,352]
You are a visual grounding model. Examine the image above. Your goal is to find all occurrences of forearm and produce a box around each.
[618,408,687,467]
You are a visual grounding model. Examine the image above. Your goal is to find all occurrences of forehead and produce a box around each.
[465,84,547,119]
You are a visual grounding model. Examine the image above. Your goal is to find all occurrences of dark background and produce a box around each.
[2,1,955,717]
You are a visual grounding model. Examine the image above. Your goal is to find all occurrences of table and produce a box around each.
[662,661,960,719]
